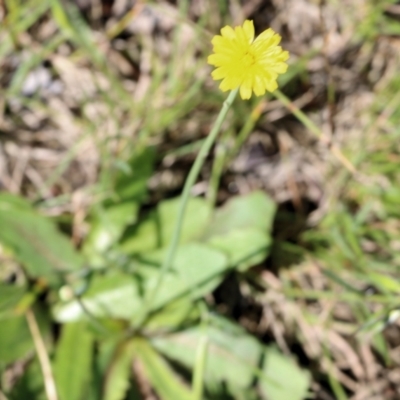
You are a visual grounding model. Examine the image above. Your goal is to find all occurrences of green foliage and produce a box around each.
[9,360,47,400]
[84,147,156,264]
[0,194,84,285]
[54,322,93,400]
[102,340,136,400]
[152,314,309,399]
[133,338,193,400]
[120,197,212,254]
[0,173,305,400]
[0,283,26,316]
[0,305,50,366]
[204,191,275,271]
[356,0,400,39]
[0,314,34,365]
[0,137,301,400]
[261,347,310,400]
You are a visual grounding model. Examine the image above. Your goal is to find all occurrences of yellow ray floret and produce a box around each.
[207,20,289,100]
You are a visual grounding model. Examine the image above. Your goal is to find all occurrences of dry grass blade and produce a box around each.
[26,309,58,400]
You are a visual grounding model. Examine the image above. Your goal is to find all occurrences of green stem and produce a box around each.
[207,98,266,206]
[137,88,239,326]
[206,128,231,207]
[273,89,322,138]
[231,97,264,157]
[273,89,356,173]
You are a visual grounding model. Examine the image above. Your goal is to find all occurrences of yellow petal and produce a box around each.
[265,79,278,92]
[220,25,236,39]
[242,20,255,44]
[219,79,233,92]
[208,53,230,66]
[239,75,253,100]
[211,67,227,80]
[253,28,276,45]
[253,76,266,96]
[272,62,289,74]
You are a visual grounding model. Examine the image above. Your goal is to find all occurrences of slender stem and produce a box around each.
[231,97,265,157]
[207,98,266,206]
[273,89,322,138]
[206,129,230,207]
[26,309,59,400]
[273,89,356,174]
[137,88,238,326]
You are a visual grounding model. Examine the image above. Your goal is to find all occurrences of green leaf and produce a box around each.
[9,359,47,400]
[83,147,155,263]
[145,297,201,332]
[0,192,33,210]
[54,244,228,325]
[207,228,271,272]
[0,283,26,317]
[152,315,264,396]
[53,272,142,323]
[260,346,309,400]
[133,338,192,400]
[114,147,155,202]
[137,243,228,314]
[204,191,276,238]
[103,340,135,400]
[54,322,94,400]
[366,271,400,294]
[121,197,211,254]
[83,202,139,261]
[0,314,33,365]
[87,337,125,400]
[50,0,103,65]
[0,306,50,366]
[0,194,84,285]
[203,192,275,271]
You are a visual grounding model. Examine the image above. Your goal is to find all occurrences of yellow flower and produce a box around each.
[207,20,289,100]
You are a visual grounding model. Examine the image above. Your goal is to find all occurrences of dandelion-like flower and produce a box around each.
[207,20,289,100]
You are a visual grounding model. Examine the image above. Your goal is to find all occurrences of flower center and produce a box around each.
[242,51,256,68]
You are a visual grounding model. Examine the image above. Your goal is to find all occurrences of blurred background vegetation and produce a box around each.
[1,0,400,399]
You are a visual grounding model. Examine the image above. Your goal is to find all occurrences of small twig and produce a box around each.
[26,309,58,400]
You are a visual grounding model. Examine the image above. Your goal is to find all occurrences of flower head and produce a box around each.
[207,20,289,100]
